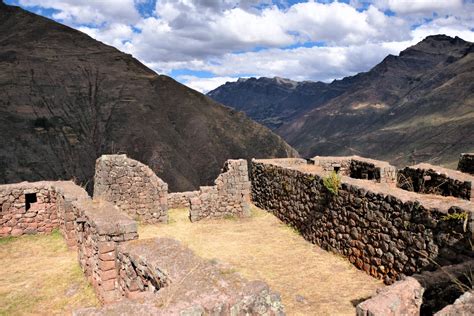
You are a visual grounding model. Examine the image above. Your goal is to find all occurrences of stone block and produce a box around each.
[99,259,116,271]
[98,242,115,254]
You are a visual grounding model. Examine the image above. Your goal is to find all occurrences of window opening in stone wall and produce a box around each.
[367,170,375,180]
[25,193,37,211]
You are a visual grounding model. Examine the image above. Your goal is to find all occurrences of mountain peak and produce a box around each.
[401,34,471,57]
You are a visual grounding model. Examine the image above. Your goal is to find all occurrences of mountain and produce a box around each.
[208,35,474,167]
[0,1,297,192]
[207,77,349,130]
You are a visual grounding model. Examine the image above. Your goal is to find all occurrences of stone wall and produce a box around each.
[94,155,168,224]
[251,159,473,284]
[0,180,91,243]
[399,163,474,201]
[0,182,58,237]
[167,191,198,209]
[73,199,138,303]
[83,237,284,315]
[55,182,91,248]
[458,153,474,175]
[0,180,139,303]
[310,155,397,184]
[189,159,251,222]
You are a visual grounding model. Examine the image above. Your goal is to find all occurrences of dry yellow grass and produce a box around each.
[0,230,98,316]
[139,206,383,315]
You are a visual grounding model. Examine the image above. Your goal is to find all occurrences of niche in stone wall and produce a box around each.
[25,193,37,211]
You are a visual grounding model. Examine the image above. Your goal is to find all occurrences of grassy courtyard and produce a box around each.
[139,206,383,315]
[0,206,383,315]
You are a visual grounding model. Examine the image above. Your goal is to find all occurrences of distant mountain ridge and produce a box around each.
[208,35,474,167]
[207,76,347,130]
[0,2,297,191]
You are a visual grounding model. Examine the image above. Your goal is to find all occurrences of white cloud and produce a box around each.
[18,0,141,24]
[78,23,134,50]
[176,43,402,82]
[374,0,464,15]
[178,76,239,93]
[13,0,474,91]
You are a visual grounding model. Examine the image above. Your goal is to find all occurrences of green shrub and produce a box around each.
[323,171,341,195]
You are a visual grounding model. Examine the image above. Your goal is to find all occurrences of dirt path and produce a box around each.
[139,206,383,315]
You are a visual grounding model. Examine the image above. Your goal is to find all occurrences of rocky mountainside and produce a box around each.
[0,2,297,192]
[207,77,348,130]
[208,35,474,167]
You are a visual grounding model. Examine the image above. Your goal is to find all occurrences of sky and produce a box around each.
[5,0,474,93]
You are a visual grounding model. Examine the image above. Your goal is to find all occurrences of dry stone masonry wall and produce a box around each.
[0,181,90,239]
[311,155,397,184]
[0,172,283,314]
[0,182,58,237]
[55,182,91,248]
[251,159,473,284]
[94,155,168,224]
[399,163,474,201]
[72,199,138,303]
[167,191,198,209]
[458,153,474,175]
[189,159,251,222]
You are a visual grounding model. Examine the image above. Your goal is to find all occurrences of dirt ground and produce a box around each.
[139,206,384,315]
[0,230,98,315]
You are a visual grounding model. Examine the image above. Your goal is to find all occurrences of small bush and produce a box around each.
[442,211,469,232]
[442,212,468,221]
[323,171,341,195]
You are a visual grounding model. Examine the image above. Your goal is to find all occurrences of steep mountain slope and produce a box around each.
[209,35,474,167]
[0,2,297,192]
[280,35,474,166]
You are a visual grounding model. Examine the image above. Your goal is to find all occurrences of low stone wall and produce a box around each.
[399,163,474,201]
[73,199,138,303]
[251,159,473,284]
[0,180,139,303]
[0,181,58,237]
[189,159,251,222]
[167,191,198,209]
[310,155,397,184]
[357,260,474,315]
[55,182,91,248]
[79,237,284,315]
[458,153,474,175]
[94,155,168,224]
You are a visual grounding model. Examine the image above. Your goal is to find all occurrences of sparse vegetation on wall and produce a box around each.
[323,171,341,195]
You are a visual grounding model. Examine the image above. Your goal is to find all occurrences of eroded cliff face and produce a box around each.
[0,3,297,191]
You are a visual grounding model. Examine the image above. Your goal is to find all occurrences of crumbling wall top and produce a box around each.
[74,199,137,236]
